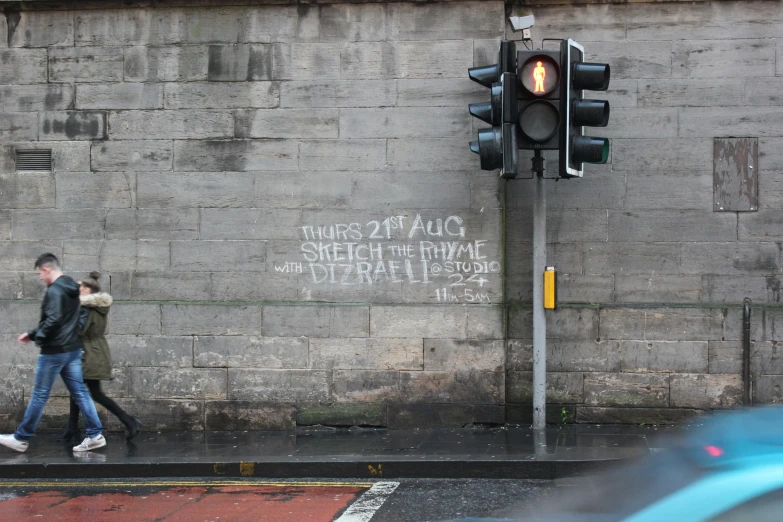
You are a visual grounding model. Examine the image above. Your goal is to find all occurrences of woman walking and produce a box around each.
[61,272,141,443]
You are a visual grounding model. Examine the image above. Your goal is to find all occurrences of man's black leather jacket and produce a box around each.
[27,275,83,354]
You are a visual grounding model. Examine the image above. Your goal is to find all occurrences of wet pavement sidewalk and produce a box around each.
[0,424,687,480]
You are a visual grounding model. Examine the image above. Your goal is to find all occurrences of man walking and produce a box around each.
[0,253,107,453]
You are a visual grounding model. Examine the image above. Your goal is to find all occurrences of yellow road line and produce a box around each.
[0,480,375,488]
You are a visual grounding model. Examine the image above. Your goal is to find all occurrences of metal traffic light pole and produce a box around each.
[531,149,546,431]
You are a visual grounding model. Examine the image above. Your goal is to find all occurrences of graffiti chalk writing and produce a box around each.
[272,214,502,301]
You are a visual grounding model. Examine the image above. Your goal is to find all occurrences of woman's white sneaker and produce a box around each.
[73,434,107,452]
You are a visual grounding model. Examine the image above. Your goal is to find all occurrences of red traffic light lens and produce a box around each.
[520,55,560,96]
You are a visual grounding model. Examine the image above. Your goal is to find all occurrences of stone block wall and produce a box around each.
[0,0,508,431]
[0,0,781,430]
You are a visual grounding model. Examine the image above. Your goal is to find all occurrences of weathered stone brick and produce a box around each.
[320,3,388,42]
[557,274,614,304]
[673,39,774,79]
[724,309,783,343]
[681,242,780,275]
[137,172,255,208]
[107,335,192,368]
[254,172,352,209]
[299,139,386,171]
[2,85,74,112]
[264,305,369,338]
[0,113,38,141]
[0,241,62,271]
[280,79,395,108]
[583,242,682,275]
[272,43,342,81]
[680,107,783,137]
[371,305,466,338]
[76,83,163,110]
[387,403,474,429]
[194,336,307,369]
[548,340,622,372]
[390,1,503,40]
[200,209,301,241]
[507,371,583,404]
[12,209,104,240]
[638,79,744,108]
[702,275,783,304]
[352,171,470,210]
[131,272,211,301]
[507,171,626,211]
[39,111,106,141]
[609,210,736,242]
[110,304,161,335]
[228,369,330,402]
[754,375,783,405]
[211,273,298,302]
[709,341,742,374]
[331,370,399,403]
[8,9,73,47]
[55,172,134,208]
[424,339,503,372]
[49,47,124,83]
[584,372,670,407]
[625,171,713,210]
[171,240,265,272]
[615,275,702,304]
[124,45,208,82]
[75,8,187,46]
[310,338,422,370]
[0,212,9,240]
[466,305,504,340]
[0,173,54,209]
[110,398,204,431]
[400,370,503,404]
[0,275,25,301]
[586,41,672,79]
[91,141,173,172]
[235,109,338,139]
[174,140,298,172]
[507,209,608,243]
[595,108,678,139]
[207,44,268,81]
[0,302,40,333]
[106,209,199,240]
[532,4,626,42]
[109,110,232,140]
[621,340,708,373]
[162,304,263,336]
[131,368,226,399]
[0,49,47,84]
[670,374,742,408]
[738,211,783,241]
[205,400,295,430]
[165,82,278,109]
[341,41,473,79]
[340,107,470,139]
[612,139,712,172]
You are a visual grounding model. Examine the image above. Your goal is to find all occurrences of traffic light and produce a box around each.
[516,49,562,150]
[560,38,611,178]
[468,41,520,179]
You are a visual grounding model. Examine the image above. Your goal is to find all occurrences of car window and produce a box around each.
[707,487,783,522]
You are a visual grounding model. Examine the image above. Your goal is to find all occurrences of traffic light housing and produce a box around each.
[560,38,611,178]
[468,41,520,179]
[516,50,561,150]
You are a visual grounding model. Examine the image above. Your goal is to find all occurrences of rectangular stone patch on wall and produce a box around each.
[714,137,758,211]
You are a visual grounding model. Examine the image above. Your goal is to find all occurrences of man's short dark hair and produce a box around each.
[34,253,60,270]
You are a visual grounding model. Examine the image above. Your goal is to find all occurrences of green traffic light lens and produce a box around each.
[600,139,610,163]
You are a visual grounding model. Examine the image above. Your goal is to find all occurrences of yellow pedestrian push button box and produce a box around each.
[544,266,556,310]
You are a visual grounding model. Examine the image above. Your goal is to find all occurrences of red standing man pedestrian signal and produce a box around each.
[533,61,546,93]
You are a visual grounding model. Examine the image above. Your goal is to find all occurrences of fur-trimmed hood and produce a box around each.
[80,292,113,314]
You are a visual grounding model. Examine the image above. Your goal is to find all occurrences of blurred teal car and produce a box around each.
[441,407,783,522]
[528,406,783,522]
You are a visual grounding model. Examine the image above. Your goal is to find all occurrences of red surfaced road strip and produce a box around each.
[0,484,367,521]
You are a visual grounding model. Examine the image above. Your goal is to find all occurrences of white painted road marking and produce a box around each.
[335,481,400,522]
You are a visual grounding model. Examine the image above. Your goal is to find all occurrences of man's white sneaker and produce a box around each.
[0,434,28,453]
[73,434,107,452]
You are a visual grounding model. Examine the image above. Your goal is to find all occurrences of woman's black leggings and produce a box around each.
[69,379,132,428]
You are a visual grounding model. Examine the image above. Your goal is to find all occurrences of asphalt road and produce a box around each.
[0,478,555,522]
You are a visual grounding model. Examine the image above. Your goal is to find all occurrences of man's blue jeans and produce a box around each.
[14,350,103,441]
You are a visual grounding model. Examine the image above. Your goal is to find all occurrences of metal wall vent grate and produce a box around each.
[15,149,53,171]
